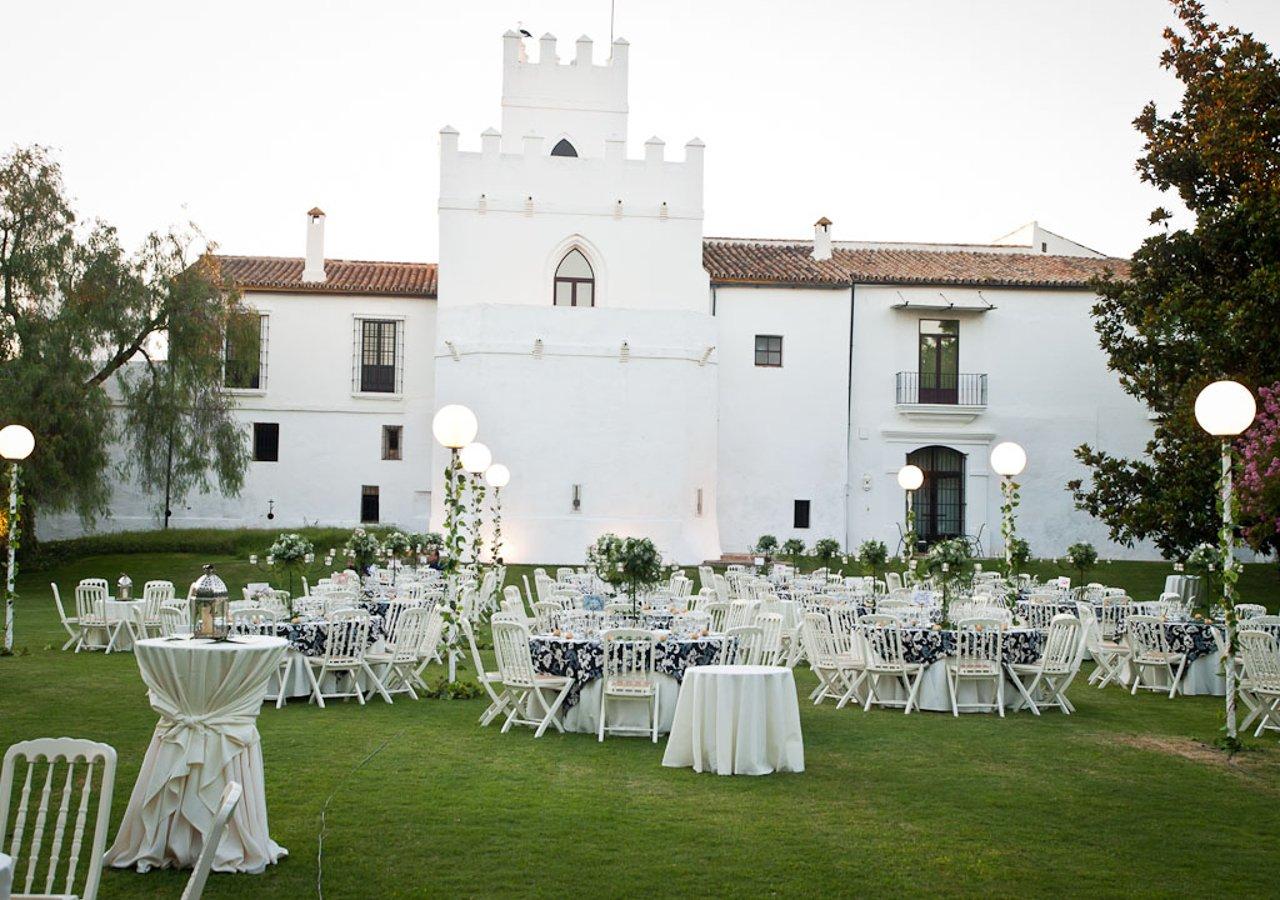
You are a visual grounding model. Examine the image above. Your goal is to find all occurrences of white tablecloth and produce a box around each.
[663,665,804,776]
[0,851,12,900]
[105,636,288,874]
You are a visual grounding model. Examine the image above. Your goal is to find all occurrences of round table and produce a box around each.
[662,665,805,775]
[104,636,288,874]
[530,633,723,735]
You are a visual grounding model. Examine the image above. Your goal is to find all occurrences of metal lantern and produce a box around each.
[116,574,133,600]
[190,564,230,640]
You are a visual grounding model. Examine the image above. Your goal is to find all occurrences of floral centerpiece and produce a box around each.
[342,527,383,575]
[260,532,314,597]
[857,539,889,578]
[923,537,971,601]
[1065,541,1098,586]
[587,533,664,618]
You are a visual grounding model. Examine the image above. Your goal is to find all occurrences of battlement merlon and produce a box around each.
[500,32,630,154]
[438,127,705,217]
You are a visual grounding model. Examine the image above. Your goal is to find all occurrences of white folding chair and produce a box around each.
[0,737,117,900]
[946,619,1005,717]
[491,619,573,738]
[1126,614,1187,698]
[73,580,120,653]
[1235,603,1268,620]
[462,618,511,726]
[159,605,189,638]
[1239,629,1280,737]
[365,606,431,700]
[755,612,785,666]
[1008,615,1082,715]
[598,628,659,742]
[720,625,763,665]
[50,583,80,651]
[1077,600,1129,689]
[304,610,391,707]
[137,580,175,640]
[180,780,242,900]
[860,615,925,714]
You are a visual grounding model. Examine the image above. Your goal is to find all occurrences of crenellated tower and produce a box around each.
[431,32,721,565]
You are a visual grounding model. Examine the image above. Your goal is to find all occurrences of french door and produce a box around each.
[918,319,959,404]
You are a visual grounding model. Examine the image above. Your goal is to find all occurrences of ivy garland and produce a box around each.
[469,471,486,568]
[3,466,22,654]
[439,450,467,680]
[490,487,504,565]
[1216,442,1242,748]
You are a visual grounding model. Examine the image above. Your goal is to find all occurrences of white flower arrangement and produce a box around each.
[267,532,313,565]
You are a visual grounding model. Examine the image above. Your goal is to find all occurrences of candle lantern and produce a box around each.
[190,564,230,640]
[117,574,133,601]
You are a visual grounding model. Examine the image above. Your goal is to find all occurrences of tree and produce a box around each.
[0,145,249,535]
[1069,0,1280,558]
[1236,382,1280,557]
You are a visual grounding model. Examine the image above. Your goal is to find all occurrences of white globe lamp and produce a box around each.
[0,425,35,461]
[459,442,492,475]
[1194,381,1256,436]
[990,441,1027,477]
[484,463,511,489]
[431,405,478,449]
[896,464,924,491]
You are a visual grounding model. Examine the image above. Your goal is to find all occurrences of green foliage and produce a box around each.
[587,532,664,600]
[1070,2,1280,557]
[781,538,806,561]
[266,532,312,564]
[1007,536,1032,570]
[1066,542,1099,581]
[754,534,779,555]
[420,675,485,700]
[0,145,250,534]
[857,539,889,574]
[382,530,412,557]
[812,538,842,563]
[923,537,971,579]
[341,527,382,573]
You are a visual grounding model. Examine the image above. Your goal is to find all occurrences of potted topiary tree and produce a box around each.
[857,539,889,578]
[754,534,779,564]
[1065,541,1098,586]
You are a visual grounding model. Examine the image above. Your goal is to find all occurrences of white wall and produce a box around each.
[430,303,720,565]
[714,285,853,553]
[38,288,437,538]
[846,284,1155,559]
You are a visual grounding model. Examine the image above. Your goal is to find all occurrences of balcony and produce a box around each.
[894,372,988,422]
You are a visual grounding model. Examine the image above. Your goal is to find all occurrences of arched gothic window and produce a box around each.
[551,138,578,157]
[906,445,966,546]
[553,249,595,307]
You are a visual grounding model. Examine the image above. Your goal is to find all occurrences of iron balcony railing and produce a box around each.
[895,371,988,406]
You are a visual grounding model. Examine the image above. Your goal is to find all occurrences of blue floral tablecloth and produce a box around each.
[529,635,724,709]
[897,627,1045,667]
[1115,620,1221,663]
[274,614,386,657]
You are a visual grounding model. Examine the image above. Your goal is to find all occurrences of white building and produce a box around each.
[43,31,1152,563]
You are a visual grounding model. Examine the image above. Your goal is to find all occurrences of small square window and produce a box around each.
[755,335,783,367]
[253,423,279,462]
[361,485,380,523]
[382,425,403,461]
[793,499,810,529]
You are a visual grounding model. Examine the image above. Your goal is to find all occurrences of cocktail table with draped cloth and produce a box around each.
[105,636,289,874]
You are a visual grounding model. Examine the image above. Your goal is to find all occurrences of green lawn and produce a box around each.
[3,550,1279,897]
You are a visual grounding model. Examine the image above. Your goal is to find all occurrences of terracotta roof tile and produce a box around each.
[702,240,1129,289]
[210,255,437,297]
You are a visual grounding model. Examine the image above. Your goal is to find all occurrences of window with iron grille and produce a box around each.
[382,425,403,461]
[253,423,279,462]
[361,485,380,523]
[793,499,810,529]
[755,335,783,367]
[355,319,401,393]
[224,313,268,389]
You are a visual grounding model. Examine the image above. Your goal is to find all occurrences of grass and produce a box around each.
[3,547,1280,897]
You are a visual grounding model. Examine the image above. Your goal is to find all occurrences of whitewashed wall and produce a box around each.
[38,289,437,538]
[714,285,853,553]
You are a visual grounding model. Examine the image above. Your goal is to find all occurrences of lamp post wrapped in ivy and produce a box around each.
[485,463,510,564]
[990,441,1027,577]
[897,464,923,559]
[1194,379,1256,746]
[433,404,478,681]
[459,441,492,571]
[0,424,35,653]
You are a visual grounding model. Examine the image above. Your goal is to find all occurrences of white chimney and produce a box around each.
[302,208,326,282]
[812,216,833,261]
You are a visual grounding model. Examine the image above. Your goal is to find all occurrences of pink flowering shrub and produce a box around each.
[1237,382,1280,556]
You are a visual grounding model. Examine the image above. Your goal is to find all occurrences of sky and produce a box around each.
[6,0,1280,262]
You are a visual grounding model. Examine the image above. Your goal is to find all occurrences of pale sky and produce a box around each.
[7,0,1280,262]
